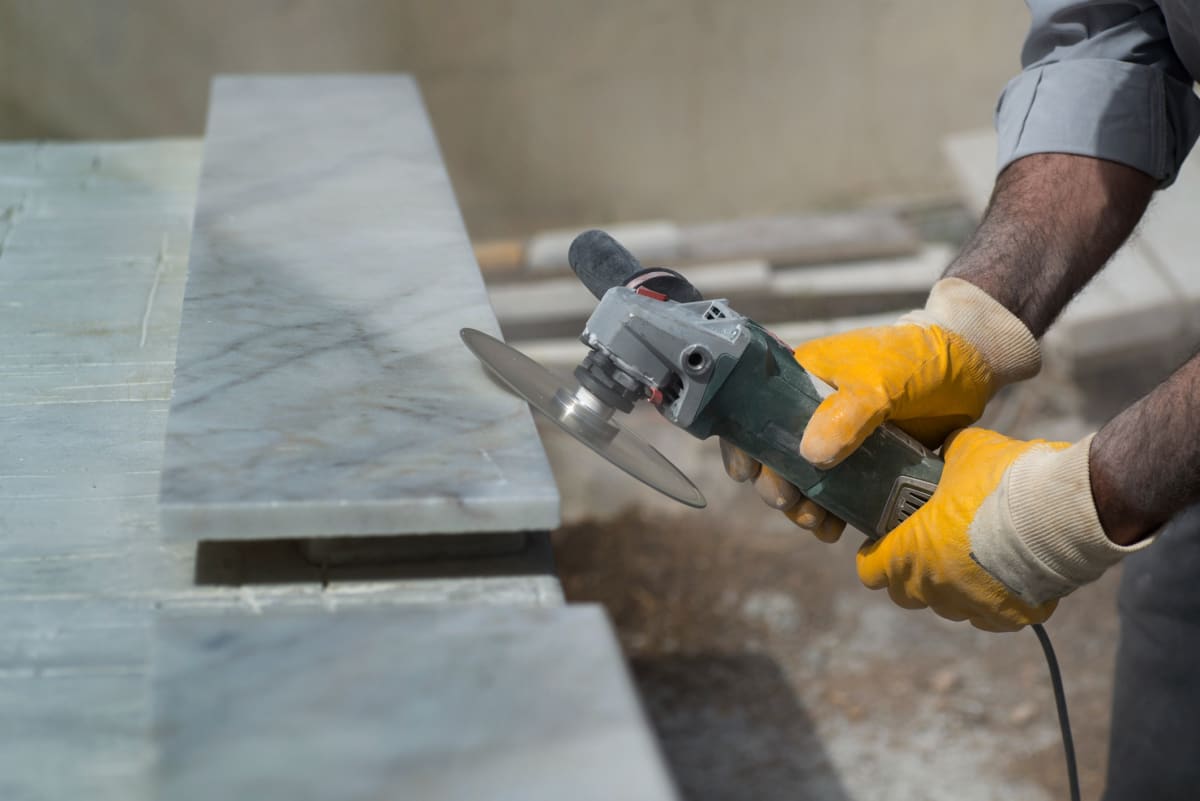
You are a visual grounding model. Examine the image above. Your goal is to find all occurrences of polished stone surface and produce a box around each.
[153,605,677,801]
[0,138,564,801]
[160,75,558,542]
[0,140,198,801]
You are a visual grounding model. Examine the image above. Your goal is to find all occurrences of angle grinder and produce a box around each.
[462,229,944,538]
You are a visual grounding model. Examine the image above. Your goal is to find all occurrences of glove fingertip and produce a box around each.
[754,467,801,510]
[786,499,823,530]
[798,433,846,470]
[719,439,760,482]
[854,544,890,590]
[800,393,884,469]
[815,515,846,544]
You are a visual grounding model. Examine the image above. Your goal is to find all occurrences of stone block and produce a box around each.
[153,605,678,801]
[158,76,559,542]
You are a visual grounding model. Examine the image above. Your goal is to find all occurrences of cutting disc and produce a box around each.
[461,328,706,508]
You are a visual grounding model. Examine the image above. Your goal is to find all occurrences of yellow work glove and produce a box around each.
[722,277,1042,540]
[720,439,848,542]
[858,427,1150,631]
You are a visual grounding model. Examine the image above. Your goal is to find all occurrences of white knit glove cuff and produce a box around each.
[900,277,1042,388]
[970,434,1153,605]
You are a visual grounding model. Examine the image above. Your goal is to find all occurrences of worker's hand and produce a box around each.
[796,277,1041,468]
[723,277,1041,539]
[857,427,1150,631]
[719,439,847,542]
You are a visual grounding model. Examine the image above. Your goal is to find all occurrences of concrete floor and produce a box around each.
[542,350,1170,800]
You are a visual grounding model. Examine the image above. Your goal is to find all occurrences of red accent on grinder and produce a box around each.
[634,286,669,302]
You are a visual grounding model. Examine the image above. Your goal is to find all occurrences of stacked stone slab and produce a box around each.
[158,76,559,543]
[0,76,677,800]
[0,140,199,801]
[514,211,921,274]
[492,244,953,360]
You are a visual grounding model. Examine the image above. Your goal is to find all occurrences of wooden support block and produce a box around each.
[473,237,525,274]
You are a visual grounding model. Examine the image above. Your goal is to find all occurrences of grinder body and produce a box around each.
[687,322,943,538]
[568,229,943,538]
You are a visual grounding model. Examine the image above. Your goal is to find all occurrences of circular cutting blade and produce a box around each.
[461,328,706,508]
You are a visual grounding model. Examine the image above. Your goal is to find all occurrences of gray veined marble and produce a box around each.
[0,140,199,801]
[159,75,559,541]
[0,138,563,801]
[153,604,678,801]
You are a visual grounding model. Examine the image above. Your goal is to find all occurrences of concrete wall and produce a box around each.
[0,1,1028,238]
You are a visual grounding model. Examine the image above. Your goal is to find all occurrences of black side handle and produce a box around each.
[568,229,703,303]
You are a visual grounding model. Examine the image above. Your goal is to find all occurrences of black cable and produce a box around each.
[1032,623,1081,801]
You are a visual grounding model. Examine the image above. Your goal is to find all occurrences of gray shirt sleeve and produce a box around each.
[996,0,1200,186]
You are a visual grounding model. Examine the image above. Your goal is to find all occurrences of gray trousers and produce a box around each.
[1103,503,1200,801]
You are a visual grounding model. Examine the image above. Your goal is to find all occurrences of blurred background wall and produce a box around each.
[0,0,1028,238]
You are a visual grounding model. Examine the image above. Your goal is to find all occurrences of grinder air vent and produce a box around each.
[878,476,938,535]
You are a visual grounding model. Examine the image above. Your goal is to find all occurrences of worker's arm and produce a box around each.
[1092,352,1200,545]
[945,153,1154,337]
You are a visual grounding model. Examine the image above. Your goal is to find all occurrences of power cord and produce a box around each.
[1032,623,1081,801]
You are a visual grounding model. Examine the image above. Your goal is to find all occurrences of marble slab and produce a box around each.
[159,75,559,542]
[0,600,154,801]
[153,604,678,801]
[0,140,199,801]
[0,141,198,587]
[0,139,564,801]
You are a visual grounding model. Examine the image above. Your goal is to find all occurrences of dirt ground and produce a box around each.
[553,509,1117,801]
[541,355,1168,801]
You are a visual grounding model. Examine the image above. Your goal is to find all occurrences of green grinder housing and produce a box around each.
[687,321,944,539]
